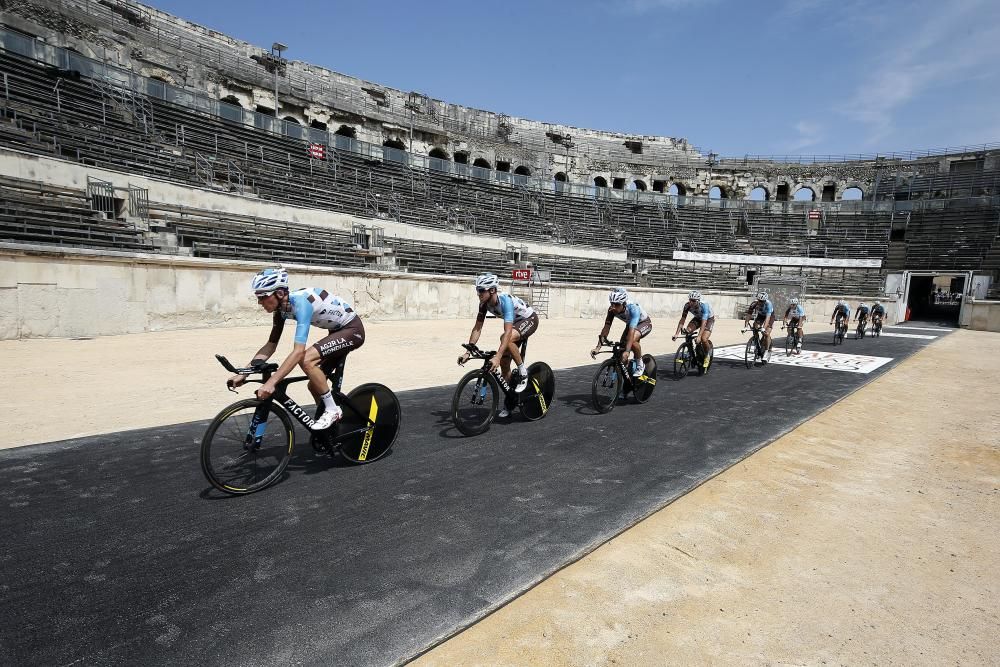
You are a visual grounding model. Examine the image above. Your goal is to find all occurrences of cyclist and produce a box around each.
[591,287,653,377]
[830,299,851,334]
[871,300,886,330]
[783,298,806,354]
[228,267,364,431]
[672,289,715,368]
[854,301,871,333]
[744,290,775,363]
[459,273,539,409]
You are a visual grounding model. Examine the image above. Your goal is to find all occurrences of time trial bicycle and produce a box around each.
[855,318,868,340]
[742,324,770,369]
[833,317,848,345]
[451,341,555,436]
[782,323,803,356]
[590,339,657,413]
[201,355,401,495]
[672,329,713,379]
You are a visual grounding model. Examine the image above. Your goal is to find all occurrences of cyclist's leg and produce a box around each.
[632,319,652,359]
[310,320,366,392]
[502,313,538,378]
[699,318,715,358]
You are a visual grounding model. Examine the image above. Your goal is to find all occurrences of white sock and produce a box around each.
[320,391,338,412]
[518,364,527,375]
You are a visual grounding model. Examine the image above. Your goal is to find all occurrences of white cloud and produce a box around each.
[788,120,825,151]
[838,0,1000,145]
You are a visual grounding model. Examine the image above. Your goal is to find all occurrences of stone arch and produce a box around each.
[841,186,864,200]
[632,179,647,191]
[594,176,608,188]
[220,95,242,107]
[793,186,816,202]
[282,116,300,125]
[473,158,491,169]
[514,165,532,176]
[668,183,688,196]
[429,147,450,160]
[140,68,178,86]
[554,172,568,182]
[334,125,357,138]
[454,151,469,164]
[747,186,769,201]
[383,138,406,150]
[709,185,729,200]
[310,119,327,130]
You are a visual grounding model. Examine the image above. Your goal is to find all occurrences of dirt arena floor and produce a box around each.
[3,319,998,664]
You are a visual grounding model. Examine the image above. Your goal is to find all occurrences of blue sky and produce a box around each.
[150,0,1000,157]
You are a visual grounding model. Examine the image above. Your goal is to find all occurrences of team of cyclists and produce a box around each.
[237,267,887,426]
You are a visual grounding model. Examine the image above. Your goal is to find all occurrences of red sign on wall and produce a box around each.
[308,143,326,160]
[512,269,532,281]
[808,210,822,220]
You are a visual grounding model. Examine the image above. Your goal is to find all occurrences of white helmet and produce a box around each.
[838,299,846,306]
[756,290,769,301]
[790,298,799,305]
[609,287,629,304]
[688,290,702,301]
[475,273,499,291]
[874,300,881,305]
[859,302,866,308]
[251,267,288,295]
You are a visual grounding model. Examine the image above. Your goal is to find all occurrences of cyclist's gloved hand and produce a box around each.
[458,351,471,366]
[255,380,276,401]
[590,346,600,359]
[228,374,247,389]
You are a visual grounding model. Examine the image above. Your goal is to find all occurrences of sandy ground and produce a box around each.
[415,328,1000,666]
[3,320,997,665]
[1,317,753,449]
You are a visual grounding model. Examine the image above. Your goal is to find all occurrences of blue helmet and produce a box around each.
[251,267,288,295]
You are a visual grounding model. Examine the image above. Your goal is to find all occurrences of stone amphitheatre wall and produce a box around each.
[0,245,889,340]
[4,0,960,202]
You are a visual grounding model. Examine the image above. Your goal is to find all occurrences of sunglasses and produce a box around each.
[476,287,489,294]
[255,291,276,298]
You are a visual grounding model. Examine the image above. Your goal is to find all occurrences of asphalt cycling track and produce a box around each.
[0,325,949,666]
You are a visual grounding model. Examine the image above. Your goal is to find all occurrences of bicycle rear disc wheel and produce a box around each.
[591,359,622,413]
[673,344,691,379]
[451,369,499,436]
[520,362,555,421]
[338,383,401,464]
[200,399,294,495]
[633,355,657,403]
[697,344,714,376]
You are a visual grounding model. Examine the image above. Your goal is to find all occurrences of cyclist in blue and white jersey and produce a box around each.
[228,267,364,431]
[830,299,851,331]
[744,290,776,362]
[459,273,539,404]
[854,302,871,330]
[870,300,886,327]
[783,298,806,355]
[591,287,653,377]
[672,290,715,368]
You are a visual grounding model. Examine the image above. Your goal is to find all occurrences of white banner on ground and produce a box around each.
[672,251,882,268]
[712,345,893,374]
[883,326,949,332]
[878,332,938,339]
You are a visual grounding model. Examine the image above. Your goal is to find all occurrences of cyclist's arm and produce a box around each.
[599,310,614,342]
[468,314,485,346]
[675,308,688,336]
[232,313,283,386]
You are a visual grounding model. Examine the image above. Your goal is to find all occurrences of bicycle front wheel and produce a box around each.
[200,399,294,495]
[520,362,555,421]
[673,343,691,379]
[633,355,657,404]
[338,383,401,464]
[591,359,622,413]
[785,334,795,356]
[744,338,762,369]
[451,369,500,436]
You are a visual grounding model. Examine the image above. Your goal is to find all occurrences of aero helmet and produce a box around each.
[475,273,500,291]
[251,267,289,295]
[609,287,629,304]
[688,290,702,301]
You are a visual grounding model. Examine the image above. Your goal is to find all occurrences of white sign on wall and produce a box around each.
[673,251,882,268]
[712,345,893,374]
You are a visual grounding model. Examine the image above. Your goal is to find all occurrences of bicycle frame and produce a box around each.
[595,341,646,391]
[462,339,529,399]
[216,355,373,446]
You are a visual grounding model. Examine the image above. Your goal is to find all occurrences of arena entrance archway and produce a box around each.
[887,270,973,326]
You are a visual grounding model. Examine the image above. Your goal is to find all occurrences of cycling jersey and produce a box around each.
[832,305,851,319]
[749,299,774,319]
[856,306,870,319]
[785,305,805,320]
[872,305,885,317]
[683,300,715,321]
[610,301,649,328]
[479,292,535,323]
[279,288,356,345]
